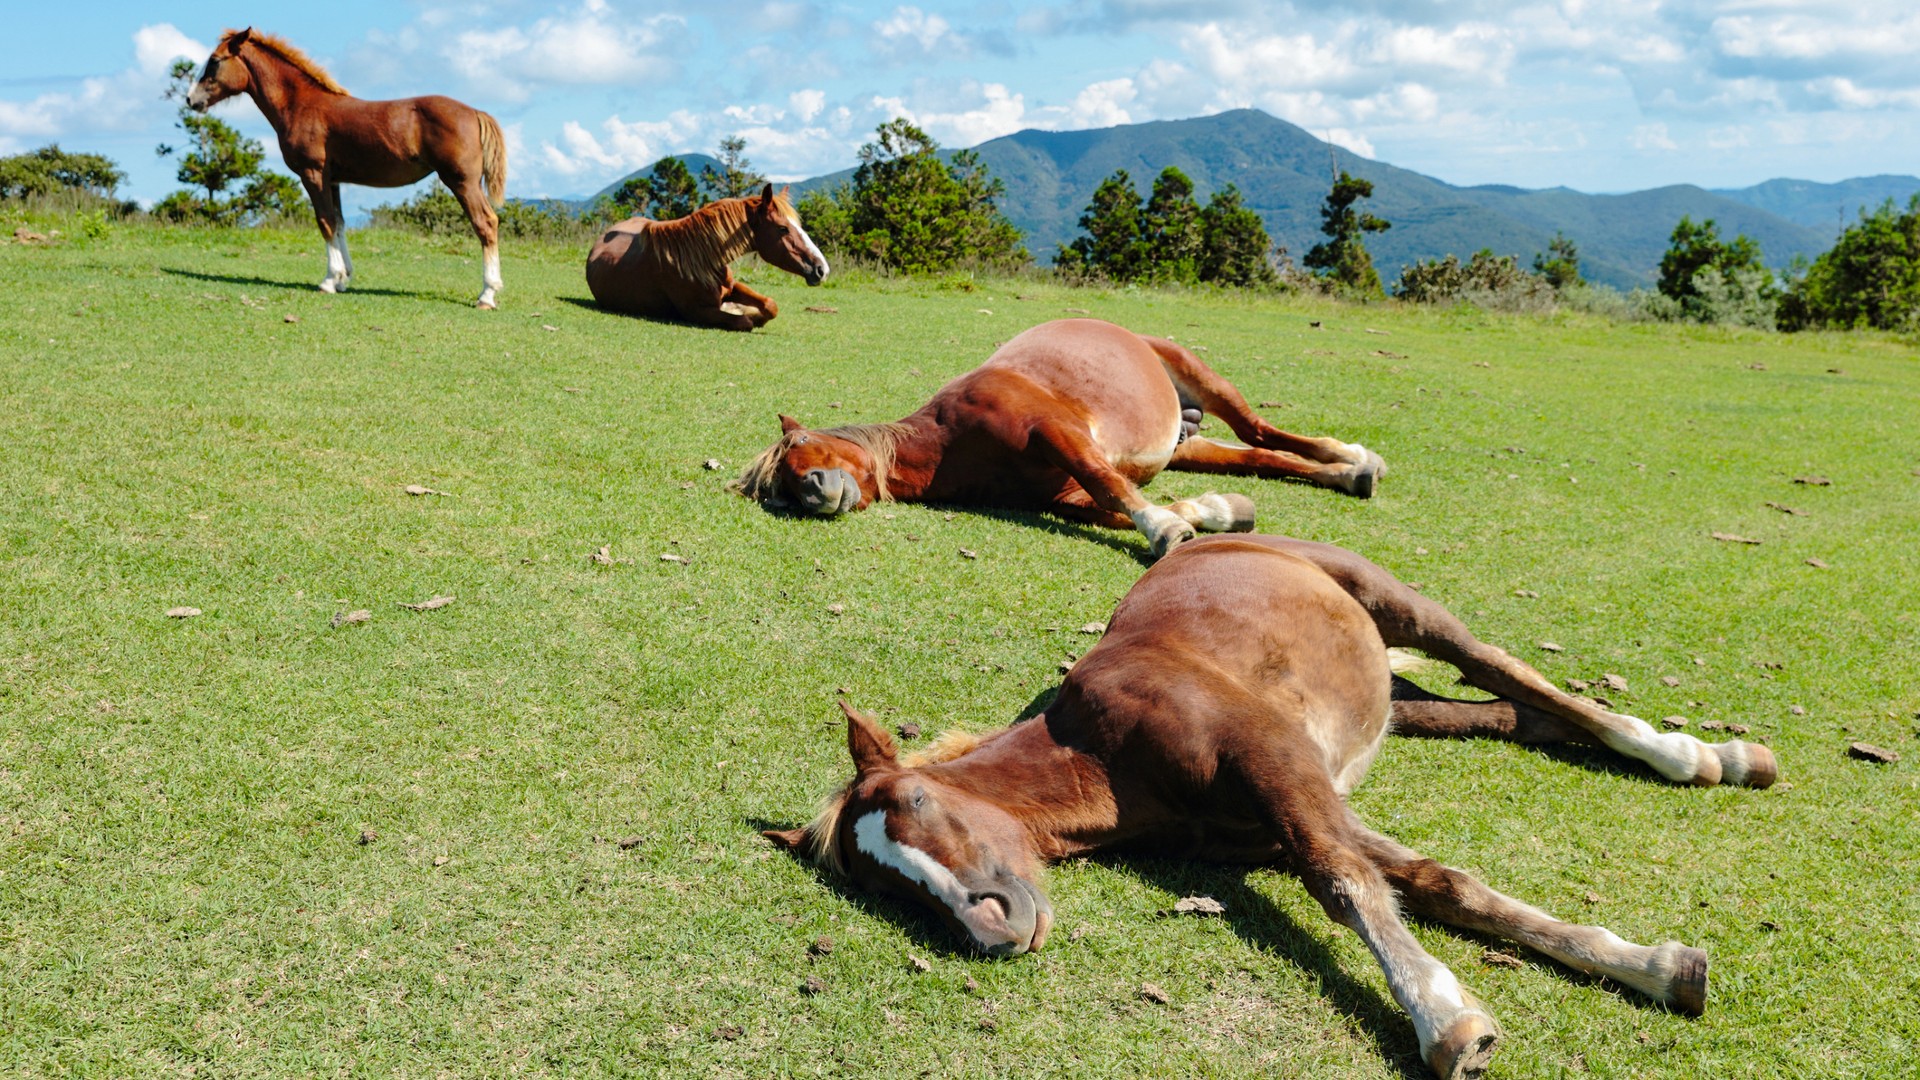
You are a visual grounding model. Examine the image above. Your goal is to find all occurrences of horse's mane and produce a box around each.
[226,29,348,95]
[641,192,799,293]
[731,421,915,504]
[794,728,988,876]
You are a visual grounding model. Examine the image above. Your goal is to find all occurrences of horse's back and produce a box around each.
[586,219,665,313]
[970,319,1183,468]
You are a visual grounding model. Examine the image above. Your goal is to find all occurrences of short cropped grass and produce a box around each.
[2,220,1917,1078]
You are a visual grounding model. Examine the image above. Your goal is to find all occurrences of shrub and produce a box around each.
[1395,249,1555,312]
[1777,196,1920,332]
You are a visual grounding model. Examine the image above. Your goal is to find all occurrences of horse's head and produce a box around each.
[766,703,1054,957]
[188,28,254,112]
[735,415,881,516]
[747,184,829,287]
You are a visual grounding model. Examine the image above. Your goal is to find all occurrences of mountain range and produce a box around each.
[594,109,1920,291]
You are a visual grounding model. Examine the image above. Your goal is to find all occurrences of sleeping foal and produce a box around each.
[768,535,1774,1079]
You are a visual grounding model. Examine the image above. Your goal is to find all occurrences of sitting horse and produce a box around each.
[767,534,1776,1079]
[187,28,509,308]
[736,319,1384,558]
[586,185,828,331]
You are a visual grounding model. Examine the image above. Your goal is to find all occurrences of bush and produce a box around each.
[1777,196,1920,332]
[819,120,1028,275]
[1655,216,1775,324]
[1395,249,1556,312]
[369,184,607,243]
[0,144,125,200]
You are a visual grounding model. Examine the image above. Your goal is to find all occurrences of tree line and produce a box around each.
[7,101,1914,333]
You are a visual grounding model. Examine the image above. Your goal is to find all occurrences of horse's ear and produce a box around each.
[761,182,776,202]
[842,700,898,774]
[762,826,810,851]
[230,27,252,49]
[779,413,805,435]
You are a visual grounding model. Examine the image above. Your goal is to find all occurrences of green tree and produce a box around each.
[840,119,1026,274]
[1198,184,1276,287]
[1532,231,1582,289]
[155,58,305,225]
[0,144,125,199]
[699,135,767,202]
[1057,169,1146,280]
[611,156,700,219]
[1303,171,1390,295]
[1141,167,1203,284]
[1777,195,1920,332]
[1656,216,1772,311]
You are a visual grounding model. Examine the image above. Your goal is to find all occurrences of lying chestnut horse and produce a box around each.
[736,319,1384,557]
[587,185,828,331]
[188,28,508,307]
[767,534,1775,1079]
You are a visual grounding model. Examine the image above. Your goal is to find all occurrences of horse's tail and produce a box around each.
[477,111,507,208]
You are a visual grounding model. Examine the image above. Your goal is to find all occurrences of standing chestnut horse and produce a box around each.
[187,28,508,308]
[736,319,1384,557]
[586,185,827,330]
[768,534,1775,1079]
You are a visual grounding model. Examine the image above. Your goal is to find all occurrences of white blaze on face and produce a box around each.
[853,809,969,915]
[791,215,828,279]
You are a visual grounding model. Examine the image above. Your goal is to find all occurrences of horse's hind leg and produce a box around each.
[1170,435,1380,498]
[1350,817,1709,1017]
[444,173,501,309]
[1142,335,1385,487]
[1286,541,1776,788]
[299,174,349,293]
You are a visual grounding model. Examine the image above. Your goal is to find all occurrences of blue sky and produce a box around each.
[5,1,1918,213]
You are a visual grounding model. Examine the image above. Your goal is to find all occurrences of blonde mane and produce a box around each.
[639,192,798,293]
[731,421,916,504]
[227,29,349,95]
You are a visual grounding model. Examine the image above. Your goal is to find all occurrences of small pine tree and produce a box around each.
[1141,167,1203,284]
[1778,195,1920,332]
[1303,171,1390,295]
[1058,170,1146,280]
[155,59,305,225]
[1533,232,1582,289]
[1198,184,1276,287]
[1656,216,1774,321]
[699,136,768,202]
[612,156,700,219]
[840,119,1026,274]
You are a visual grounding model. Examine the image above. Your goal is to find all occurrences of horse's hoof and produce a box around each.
[1149,521,1197,560]
[1217,493,1257,532]
[1666,945,1709,1017]
[1347,452,1385,499]
[475,300,496,311]
[1715,739,1777,788]
[318,280,339,294]
[1425,1010,1501,1080]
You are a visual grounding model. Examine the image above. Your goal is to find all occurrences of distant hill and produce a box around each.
[1711,175,1920,233]
[600,111,1855,290]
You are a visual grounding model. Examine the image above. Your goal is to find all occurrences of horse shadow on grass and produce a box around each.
[160,267,448,303]
[749,812,1427,1078]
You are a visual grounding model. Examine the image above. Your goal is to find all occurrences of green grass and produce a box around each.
[2,219,1917,1078]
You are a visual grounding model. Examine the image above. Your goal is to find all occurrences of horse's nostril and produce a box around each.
[802,469,827,491]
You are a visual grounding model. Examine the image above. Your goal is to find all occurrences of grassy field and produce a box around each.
[2,218,1917,1078]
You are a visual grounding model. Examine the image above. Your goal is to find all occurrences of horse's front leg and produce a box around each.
[1029,420,1249,558]
[298,173,349,293]
[1230,744,1501,1080]
[725,282,779,326]
[684,300,757,332]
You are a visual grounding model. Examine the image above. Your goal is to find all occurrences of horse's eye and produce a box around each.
[774,225,791,237]
[911,788,926,810]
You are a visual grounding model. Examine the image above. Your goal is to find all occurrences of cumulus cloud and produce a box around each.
[0,23,208,149]
[446,2,687,98]
[871,6,968,60]
[538,110,705,178]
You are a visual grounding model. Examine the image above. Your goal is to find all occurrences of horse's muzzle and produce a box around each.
[963,872,1054,958]
[797,468,861,515]
[804,263,828,287]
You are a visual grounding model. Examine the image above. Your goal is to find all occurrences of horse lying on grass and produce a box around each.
[736,318,1384,558]
[587,185,828,331]
[767,534,1774,1079]
[188,28,509,308]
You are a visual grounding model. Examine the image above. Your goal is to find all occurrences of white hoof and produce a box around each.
[318,279,340,294]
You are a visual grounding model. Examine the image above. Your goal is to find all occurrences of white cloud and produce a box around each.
[1324,128,1376,158]
[1631,122,1678,151]
[789,89,827,123]
[538,110,705,179]
[0,24,209,146]
[872,6,966,59]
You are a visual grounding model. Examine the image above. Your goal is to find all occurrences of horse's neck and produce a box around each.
[877,413,951,501]
[240,49,323,135]
[928,718,1118,859]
